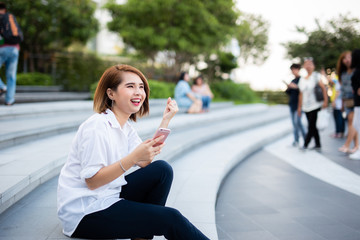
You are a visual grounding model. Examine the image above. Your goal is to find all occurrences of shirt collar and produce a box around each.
[104,108,130,129]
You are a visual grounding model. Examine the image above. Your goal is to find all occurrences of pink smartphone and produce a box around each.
[153,128,171,147]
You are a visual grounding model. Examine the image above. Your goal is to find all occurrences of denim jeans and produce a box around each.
[0,46,19,104]
[333,109,345,134]
[290,109,306,143]
[201,95,211,110]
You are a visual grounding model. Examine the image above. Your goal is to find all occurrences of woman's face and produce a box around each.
[184,73,190,82]
[342,53,352,69]
[195,78,203,85]
[303,60,315,73]
[109,72,146,116]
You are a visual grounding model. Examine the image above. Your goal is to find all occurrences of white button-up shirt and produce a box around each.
[57,109,142,236]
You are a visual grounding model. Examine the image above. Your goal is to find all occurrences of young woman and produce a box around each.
[349,49,360,160]
[337,51,358,153]
[192,75,214,112]
[57,65,209,240]
[297,58,328,150]
[174,72,202,113]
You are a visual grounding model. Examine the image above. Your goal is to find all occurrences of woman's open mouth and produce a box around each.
[131,98,141,106]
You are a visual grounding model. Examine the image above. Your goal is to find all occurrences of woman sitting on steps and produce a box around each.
[57,64,210,240]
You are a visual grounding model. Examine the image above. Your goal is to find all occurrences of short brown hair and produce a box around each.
[93,64,150,121]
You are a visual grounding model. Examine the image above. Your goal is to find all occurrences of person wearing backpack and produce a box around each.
[0,2,23,105]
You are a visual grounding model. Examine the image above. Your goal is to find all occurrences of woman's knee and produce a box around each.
[163,207,186,226]
[152,160,173,180]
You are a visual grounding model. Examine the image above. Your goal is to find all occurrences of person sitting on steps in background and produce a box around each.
[174,71,203,114]
[192,75,214,112]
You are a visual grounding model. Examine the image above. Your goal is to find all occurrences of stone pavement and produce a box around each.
[216,115,360,240]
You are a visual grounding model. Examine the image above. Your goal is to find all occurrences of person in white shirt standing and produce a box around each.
[57,64,210,240]
[298,58,328,151]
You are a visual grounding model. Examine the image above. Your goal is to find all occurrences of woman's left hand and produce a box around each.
[163,97,179,121]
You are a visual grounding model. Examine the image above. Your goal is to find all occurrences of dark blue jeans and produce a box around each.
[201,96,211,110]
[72,160,209,240]
[333,109,345,134]
[290,109,306,143]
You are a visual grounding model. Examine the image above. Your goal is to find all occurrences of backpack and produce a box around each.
[0,13,23,44]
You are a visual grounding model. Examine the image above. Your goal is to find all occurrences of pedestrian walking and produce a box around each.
[0,2,22,105]
[285,63,307,146]
[298,57,328,151]
[329,76,345,138]
[349,49,360,160]
[337,51,358,153]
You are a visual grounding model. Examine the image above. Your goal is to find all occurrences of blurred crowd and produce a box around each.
[285,49,360,160]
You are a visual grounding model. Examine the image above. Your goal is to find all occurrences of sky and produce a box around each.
[233,0,360,90]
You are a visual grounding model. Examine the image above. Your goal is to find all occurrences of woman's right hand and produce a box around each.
[131,136,165,168]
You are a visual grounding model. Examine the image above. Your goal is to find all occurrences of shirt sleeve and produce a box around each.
[78,127,109,180]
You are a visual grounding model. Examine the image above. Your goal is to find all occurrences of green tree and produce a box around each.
[283,14,360,69]
[106,0,238,69]
[199,13,270,81]
[4,0,99,71]
[236,13,269,65]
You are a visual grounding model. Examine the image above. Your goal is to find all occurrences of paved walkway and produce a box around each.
[216,117,360,240]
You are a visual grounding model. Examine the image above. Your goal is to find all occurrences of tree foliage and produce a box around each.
[4,0,99,55]
[283,14,360,69]
[106,0,238,63]
[106,0,269,80]
[236,13,269,65]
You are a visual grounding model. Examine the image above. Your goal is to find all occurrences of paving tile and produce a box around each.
[228,230,279,240]
[306,224,360,240]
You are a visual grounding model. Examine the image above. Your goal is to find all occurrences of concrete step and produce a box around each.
[0,104,288,215]
[0,106,291,240]
[0,92,92,104]
[0,100,167,121]
[16,85,63,93]
[0,101,242,150]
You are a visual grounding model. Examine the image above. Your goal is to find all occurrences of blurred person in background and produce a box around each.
[349,49,360,160]
[0,2,22,106]
[329,75,345,138]
[192,75,213,112]
[337,51,358,153]
[174,72,202,114]
[298,57,328,151]
[285,63,306,147]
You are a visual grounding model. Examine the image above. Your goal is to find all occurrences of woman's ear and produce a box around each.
[106,88,113,100]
